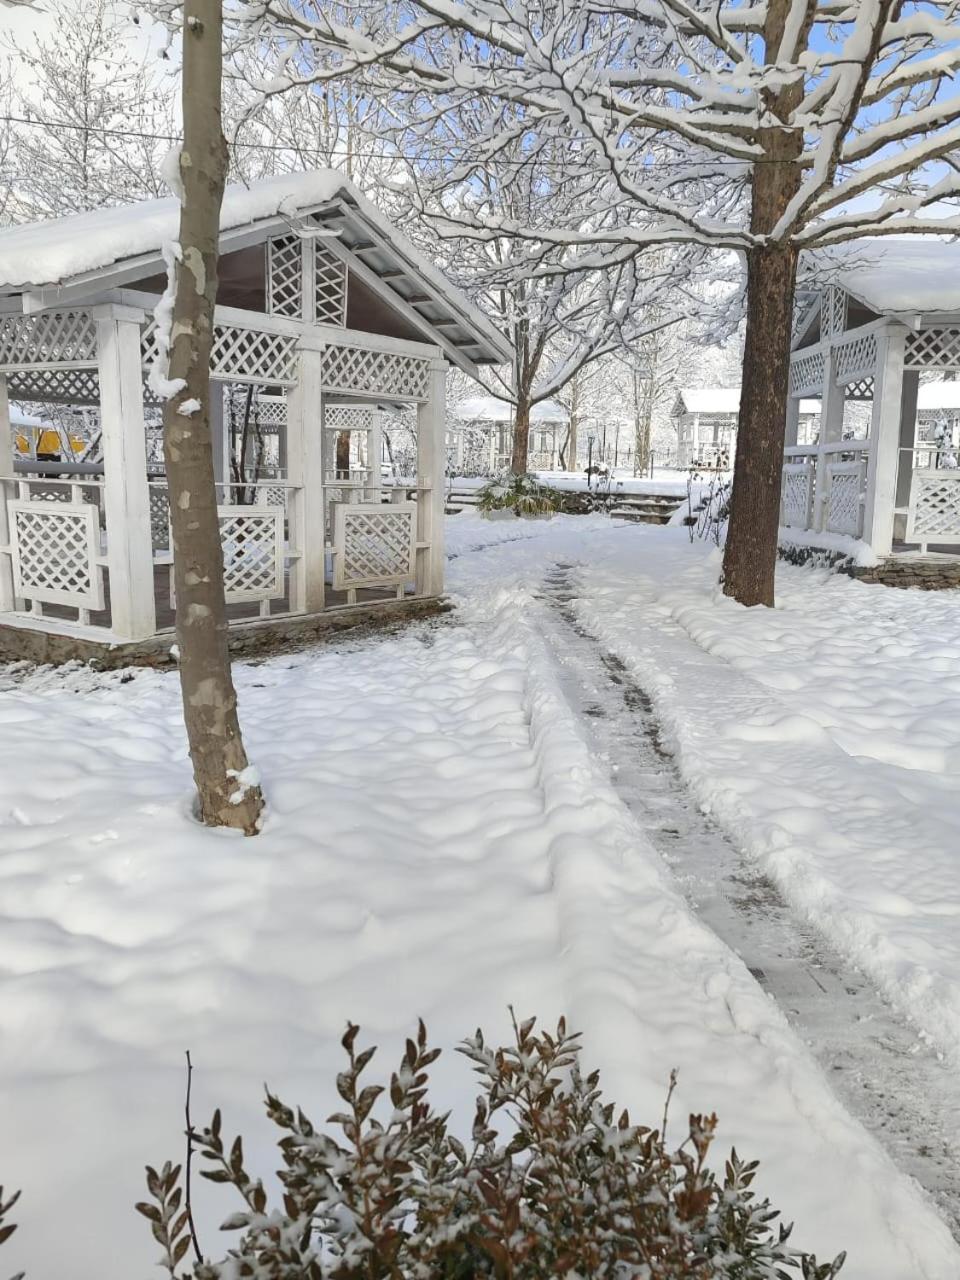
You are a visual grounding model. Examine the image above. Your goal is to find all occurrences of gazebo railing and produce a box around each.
[781,441,869,539]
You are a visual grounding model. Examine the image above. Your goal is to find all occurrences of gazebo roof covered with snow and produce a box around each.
[783,240,960,559]
[0,171,511,663]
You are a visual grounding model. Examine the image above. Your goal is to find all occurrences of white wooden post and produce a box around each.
[863,326,907,557]
[784,395,800,447]
[286,337,325,613]
[488,426,497,473]
[368,409,384,504]
[0,375,15,613]
[210,382,228,491]
[818,349,846,444]
[95,304,156,641]
[691,412,699,463]
[416,357,447,597]
[813,345,846,530]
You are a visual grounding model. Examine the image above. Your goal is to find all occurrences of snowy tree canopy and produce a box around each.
[212,0,960,259]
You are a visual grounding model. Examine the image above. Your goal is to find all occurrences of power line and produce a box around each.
[0,111,763,169]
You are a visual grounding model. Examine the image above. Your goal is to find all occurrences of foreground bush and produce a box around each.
[138,1016,845,1279]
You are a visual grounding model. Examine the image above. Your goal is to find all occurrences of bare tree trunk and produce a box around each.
[568,376,580,472]
[721,245,797,606]
[162,0,264,835]
[720,0,806,608]
[511,395,531,475]
[336,430,350,478]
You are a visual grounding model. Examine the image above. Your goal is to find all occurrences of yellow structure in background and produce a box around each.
[14,427,84,458]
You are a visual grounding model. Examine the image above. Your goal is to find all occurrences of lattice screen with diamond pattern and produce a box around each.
[314,242,347,325]
[267,236,304,319]
[332,502,417,590]
[167,506,284,606]
[781,464,814,528]
[322,346,429,399]
[0,310,97,369]
[824,463,863,536]
[9,500,104,609]
[906,470,960,543]
[218,507,284,602]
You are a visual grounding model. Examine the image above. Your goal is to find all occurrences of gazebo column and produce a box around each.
[818,348,845,443]
[784,396,800,447]
[94,304,156,641]
[0,375,14,612]
[287,337,325,613]
[813,345,846,530]
[893,370,920,542]
[863,326,907,556]
[368,410,384,503]
[416,357,447,597]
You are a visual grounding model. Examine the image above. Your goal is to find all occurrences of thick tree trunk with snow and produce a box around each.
[721,243,798,606]
[721,0,806,609]
[162,0,264,835]
[511,396,531,474]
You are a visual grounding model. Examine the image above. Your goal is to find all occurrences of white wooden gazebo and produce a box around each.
[447,396,569,475]
[673,388,821,469]
[0,171,510,660]
[783,242,960,557]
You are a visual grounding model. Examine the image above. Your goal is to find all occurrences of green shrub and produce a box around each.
[138,1016,845,1280]
[475,475,561,516]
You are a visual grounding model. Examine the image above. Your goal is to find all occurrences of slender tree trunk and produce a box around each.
[511,395,531,474]
[162,0,264,835]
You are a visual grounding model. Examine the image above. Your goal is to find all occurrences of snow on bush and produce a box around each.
[137,1016,844,1280]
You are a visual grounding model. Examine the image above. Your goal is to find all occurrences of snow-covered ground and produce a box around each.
[2,514,960,1278]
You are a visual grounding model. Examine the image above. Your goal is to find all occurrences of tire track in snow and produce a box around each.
[535,561,960,1242]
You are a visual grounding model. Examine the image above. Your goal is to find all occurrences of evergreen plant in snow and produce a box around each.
[137,1016,845,1279]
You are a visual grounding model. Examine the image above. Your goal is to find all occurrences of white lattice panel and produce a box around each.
[325,405,375,432]
[322,346,430,400]
[142,322,298,386]
[149,484,170,552]
[835,333,877,383]
[821,287,847,339]
[314,242,347,326]
[824,462,863,536]
[332,502,417,590]
[790,352,825,395]
[254,395,287,431]
[844,376,874,401]
[907,470,960,542]
[0,310,97,369]
[7,367,100,405]
[267,236,303,319]
[171,506,284,605]
[781,463,814,528]
[254,484,287,509]
[219,507,284,602]
[9,500,103,609]
[906,329,960,371]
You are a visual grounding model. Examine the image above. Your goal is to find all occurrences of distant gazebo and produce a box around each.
[0,171,509,661]
[447,396,569,475]
[783,242,960,556]
[672,388,821,469]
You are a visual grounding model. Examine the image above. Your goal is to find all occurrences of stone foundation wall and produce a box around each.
[844,558,960,590]
[0,597,452,671]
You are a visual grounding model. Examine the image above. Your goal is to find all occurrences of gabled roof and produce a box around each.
[0,170,512,376]
[453,395,568,424]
